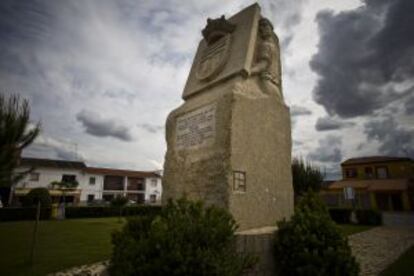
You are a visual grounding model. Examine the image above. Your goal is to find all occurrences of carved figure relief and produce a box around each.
[196,16,236,82]
[251,17,283,102]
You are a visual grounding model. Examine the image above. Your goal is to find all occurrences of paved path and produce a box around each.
[348,226,414,276]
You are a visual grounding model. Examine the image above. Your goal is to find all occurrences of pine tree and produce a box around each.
[292,157,324,199]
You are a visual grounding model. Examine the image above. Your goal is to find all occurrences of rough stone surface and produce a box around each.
[182,4,260,99]
[348,226,414,276]
[162,3,293,231]
[237,227,277,276]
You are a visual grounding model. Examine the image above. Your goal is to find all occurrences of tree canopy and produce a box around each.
[0,94,40,188]
[291,157,324,197]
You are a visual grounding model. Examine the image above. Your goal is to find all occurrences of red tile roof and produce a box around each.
[341,156,412,166]
[20,157,161,178]
[85,167,160,178]
[20,157,86,169]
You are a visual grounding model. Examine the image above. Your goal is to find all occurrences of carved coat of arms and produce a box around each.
[196,16,236,82]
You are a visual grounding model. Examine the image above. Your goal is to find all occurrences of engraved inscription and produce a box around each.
[176,104,216,150]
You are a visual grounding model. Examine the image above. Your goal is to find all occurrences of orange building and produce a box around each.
[322,156,414,211]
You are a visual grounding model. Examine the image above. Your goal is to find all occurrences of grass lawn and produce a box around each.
[0,218,375,276]
[0,217,124,276]
[337,224,374,236]
[380,245,414,276]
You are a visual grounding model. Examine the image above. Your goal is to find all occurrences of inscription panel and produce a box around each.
[176,104,216,150]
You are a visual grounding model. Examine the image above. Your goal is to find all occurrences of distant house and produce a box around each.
[13,157,162,205]
[321,156,413,211]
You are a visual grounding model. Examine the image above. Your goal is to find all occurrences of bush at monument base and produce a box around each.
[109,198,255,276]
[274,191,359,276]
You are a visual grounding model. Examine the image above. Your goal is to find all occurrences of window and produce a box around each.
[87,194,95,202]
[62,174,76,182]
[104,176,124,190]
[344,168,357,178]
[127,177,145,191]
[376,166,388,179]
[233,171,246,192]
[150,194,157,203]
[364,167,373,178]
[151,178,158,187]
[89,177,96,185]
[29,172,40,181]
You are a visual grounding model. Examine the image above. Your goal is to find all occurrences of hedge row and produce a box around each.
[0,207,52,221]
[65,206,162,218]
[328,208,382,225]
[0,206,161,221]
[355,209,382,225]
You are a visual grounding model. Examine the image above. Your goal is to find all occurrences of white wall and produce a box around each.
[16,167,85,190]
[15,166,162,204]
[80,174,104,201]
[145,177,162,204]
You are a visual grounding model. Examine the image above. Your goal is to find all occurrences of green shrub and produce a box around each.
[109,198,254,276]
[22,187,52,208]
[110,195,128,207]
[65,206,161,219]
[0,207,51,221]
[355,209,382,225]
[274,192,359,276]
[328,208,352,224]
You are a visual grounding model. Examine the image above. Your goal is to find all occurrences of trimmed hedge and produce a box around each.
[0,206,160,221]
[328,208,352,224]
[65,206,161,219]
[0,207,51,221]
[355,209,382,225]
[328,208,382,225]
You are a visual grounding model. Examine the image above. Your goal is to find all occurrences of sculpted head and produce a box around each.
[259,17,273,39]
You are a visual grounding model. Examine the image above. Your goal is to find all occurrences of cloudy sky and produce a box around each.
[1,0,413,179]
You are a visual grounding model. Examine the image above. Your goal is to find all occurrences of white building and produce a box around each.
[13,158,162,205]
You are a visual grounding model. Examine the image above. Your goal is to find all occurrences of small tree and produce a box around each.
[111,195,128,221]
[0,95,40,205]
[274,191,359,276]
[292,157,324,201]
[23,187,52,208]
[109,198,254,276]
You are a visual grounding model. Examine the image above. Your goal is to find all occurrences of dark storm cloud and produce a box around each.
[76,110,133,142]
[308,135,342,163]
[138,123,163,134]
[364,116,414,158]
[290,105,312,116]
[0,1,52,45]
[315,116,355,131]
[405,95,414,115]
[310,0,414,118]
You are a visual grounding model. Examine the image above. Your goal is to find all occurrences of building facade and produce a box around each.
[321,156,414,211]
[13,158,162,205]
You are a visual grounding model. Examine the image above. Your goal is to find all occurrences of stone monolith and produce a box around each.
[162,3,293,230]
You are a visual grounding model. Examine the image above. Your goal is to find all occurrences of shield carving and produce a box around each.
[196,34,232,82]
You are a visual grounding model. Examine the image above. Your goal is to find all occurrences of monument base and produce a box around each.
[163,76,293,230]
